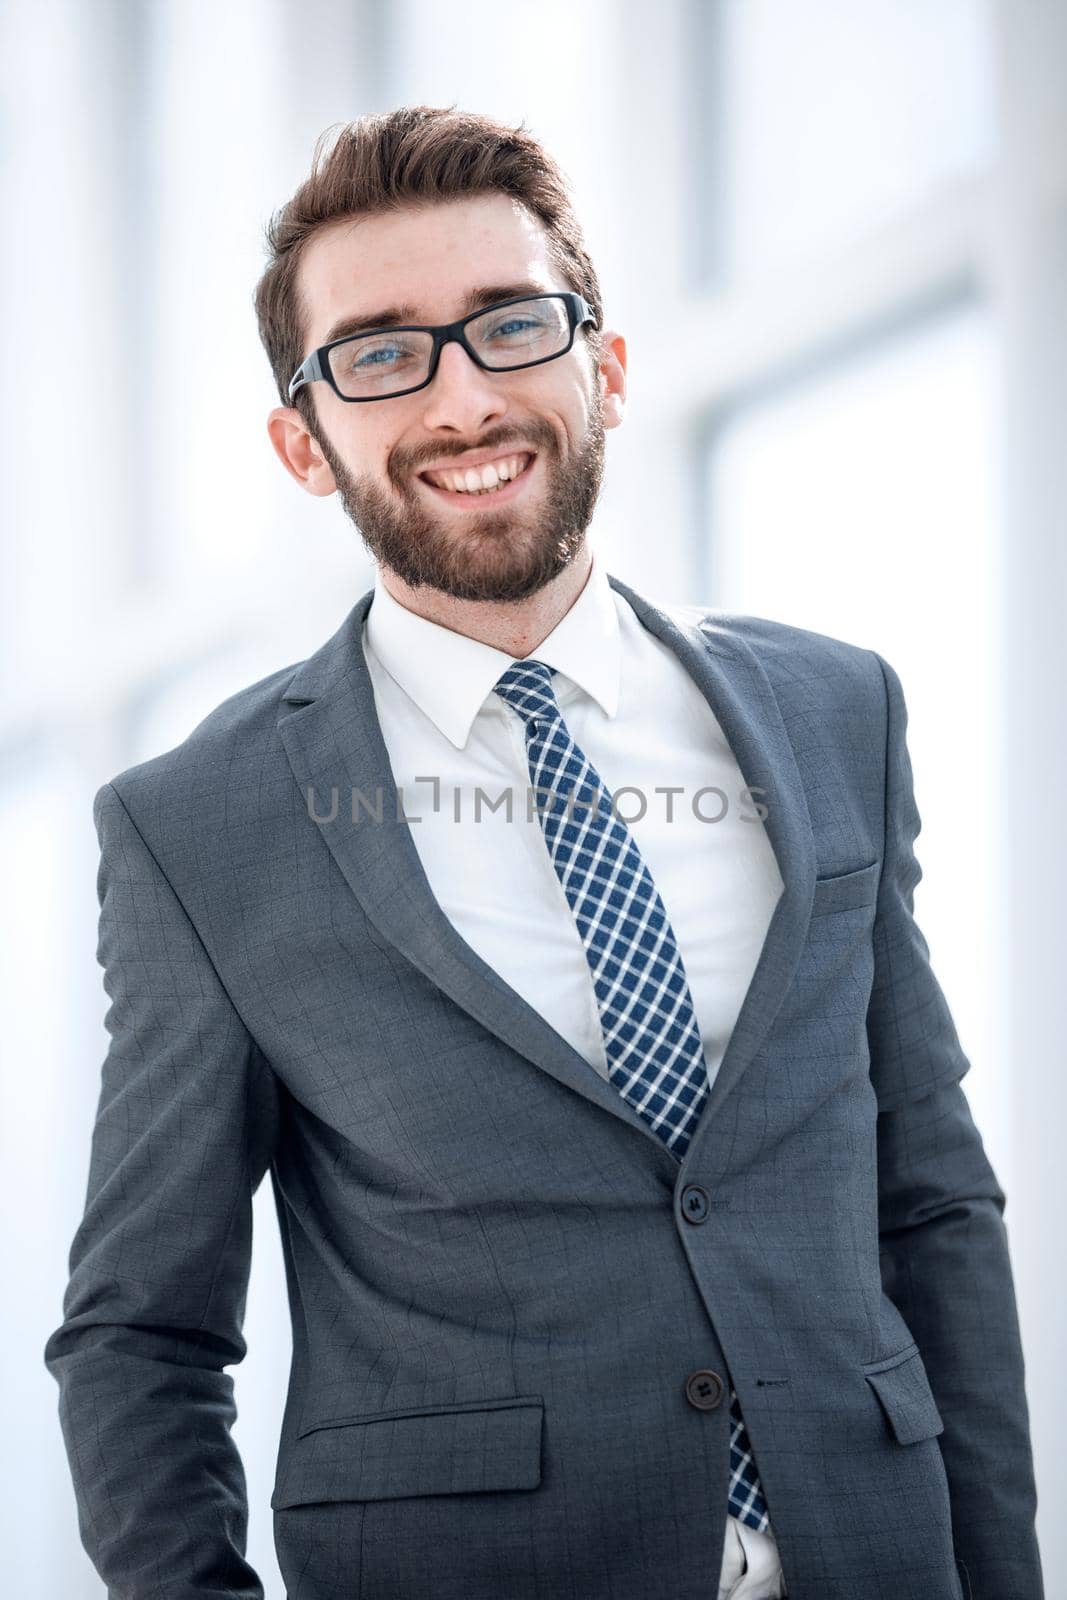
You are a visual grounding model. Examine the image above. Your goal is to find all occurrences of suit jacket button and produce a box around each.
[681,1184,710,1222]
[685,1369,725,1409]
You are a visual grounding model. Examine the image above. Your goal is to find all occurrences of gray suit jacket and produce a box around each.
[44,574,1042,1600]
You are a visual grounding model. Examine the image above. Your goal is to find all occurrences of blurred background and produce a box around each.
[3,0,1064,1594]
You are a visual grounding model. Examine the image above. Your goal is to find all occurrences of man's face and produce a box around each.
[271,194,625,604]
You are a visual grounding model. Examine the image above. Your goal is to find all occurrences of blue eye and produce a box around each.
[489,318,539,338]
[353,345,405,369]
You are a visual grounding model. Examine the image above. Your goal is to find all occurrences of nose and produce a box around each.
[419,337,508,436]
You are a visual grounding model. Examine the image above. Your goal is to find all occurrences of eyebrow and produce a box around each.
[318,282,555,348]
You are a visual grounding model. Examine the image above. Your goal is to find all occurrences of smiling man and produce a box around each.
[267,183,618,644]
[44,107,1043,1600]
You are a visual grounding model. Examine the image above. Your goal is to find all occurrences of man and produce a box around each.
[44,106,1042,1600]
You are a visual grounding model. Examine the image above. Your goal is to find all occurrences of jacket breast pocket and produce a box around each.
[862,1344,946,1445]
[810,858,880,918]
[271,1394,544,1509]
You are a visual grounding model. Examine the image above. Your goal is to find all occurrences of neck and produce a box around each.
[377,547,595,659]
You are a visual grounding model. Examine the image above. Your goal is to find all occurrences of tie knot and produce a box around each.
[493,658,560,728]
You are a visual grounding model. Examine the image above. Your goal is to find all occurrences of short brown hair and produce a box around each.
[254,105,606,436]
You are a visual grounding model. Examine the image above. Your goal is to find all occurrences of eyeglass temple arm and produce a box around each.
[288,349,324,402]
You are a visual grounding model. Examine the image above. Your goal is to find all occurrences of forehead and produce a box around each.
[298,193,562,349]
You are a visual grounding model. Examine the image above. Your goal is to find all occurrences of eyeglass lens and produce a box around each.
[325,296,571,399]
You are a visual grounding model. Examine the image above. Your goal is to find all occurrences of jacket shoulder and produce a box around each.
[96,657,305,819]
[659,599,886,699]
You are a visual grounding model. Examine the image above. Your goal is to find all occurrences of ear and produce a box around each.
[266,406,338,497]
[596,329,627,429]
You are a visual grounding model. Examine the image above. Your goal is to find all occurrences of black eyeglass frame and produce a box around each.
[287,292,596,404]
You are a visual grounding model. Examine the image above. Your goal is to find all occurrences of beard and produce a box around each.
[310,392,607,604]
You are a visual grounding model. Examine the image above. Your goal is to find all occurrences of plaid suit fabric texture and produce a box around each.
[493,658,770,1534]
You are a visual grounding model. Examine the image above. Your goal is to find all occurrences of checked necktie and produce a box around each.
[493,658,771,1534]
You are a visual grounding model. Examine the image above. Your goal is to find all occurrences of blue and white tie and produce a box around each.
[493,658,770,1534]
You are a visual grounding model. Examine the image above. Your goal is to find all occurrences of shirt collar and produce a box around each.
[364,549,621,750]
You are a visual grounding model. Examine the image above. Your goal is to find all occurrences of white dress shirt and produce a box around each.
[362,548,787,1598]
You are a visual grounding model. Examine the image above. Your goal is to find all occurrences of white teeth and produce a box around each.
[426,454,529,494]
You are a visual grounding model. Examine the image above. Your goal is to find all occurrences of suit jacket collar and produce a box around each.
[278,570,817,1176]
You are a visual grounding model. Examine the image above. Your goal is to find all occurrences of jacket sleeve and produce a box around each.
[43,780,281,1599]
[865,652,1043,1600]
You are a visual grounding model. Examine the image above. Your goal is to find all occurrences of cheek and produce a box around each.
[317,405,377,475]
[343,426,397,486]
[528,396,577,457]
[554,376,597,440]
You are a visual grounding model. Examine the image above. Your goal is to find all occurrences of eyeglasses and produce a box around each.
[287,292,595,404]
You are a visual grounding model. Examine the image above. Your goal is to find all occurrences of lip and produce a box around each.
[419,445,536,475]
[417,452,538,508]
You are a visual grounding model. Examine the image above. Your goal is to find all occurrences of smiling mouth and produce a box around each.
[417,452,538,505]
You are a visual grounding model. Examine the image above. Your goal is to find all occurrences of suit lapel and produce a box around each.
[277,573,816,1169]
[608,577,817,1128]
